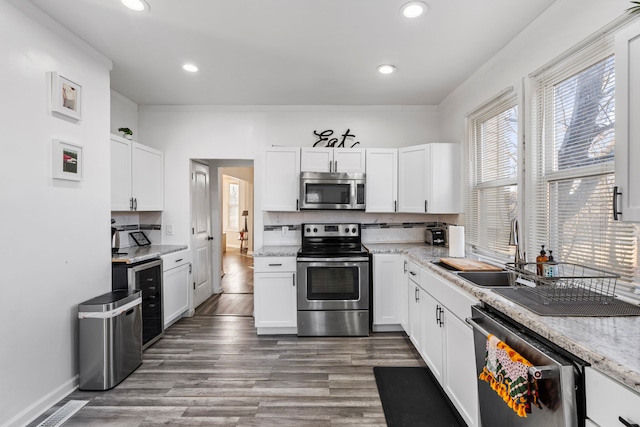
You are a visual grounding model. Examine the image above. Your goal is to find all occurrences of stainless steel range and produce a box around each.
[296,223,370,336]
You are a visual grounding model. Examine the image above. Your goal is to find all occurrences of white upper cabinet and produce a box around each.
[110,134,164,211]
[365,148,398,213]
[301,147,365,173]
[615,20,640,222]
[263,147,300,211]
[398,143,461,214]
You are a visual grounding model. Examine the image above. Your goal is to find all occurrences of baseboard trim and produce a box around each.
[372,324,404,332]
[256,327,297,335]
[3,375,79,427]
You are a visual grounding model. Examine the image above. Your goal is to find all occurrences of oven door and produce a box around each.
[296,257,369,311]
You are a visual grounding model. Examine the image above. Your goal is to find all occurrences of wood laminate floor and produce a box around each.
[196,250,254,317]
[32,317,424,426]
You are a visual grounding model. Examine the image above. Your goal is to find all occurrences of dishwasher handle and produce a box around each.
[466,317,556,380]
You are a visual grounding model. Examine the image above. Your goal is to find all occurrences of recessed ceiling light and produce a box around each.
[377,64,396,75]
[183,63,198,73]
[400,1,427,18]
[121,0,149,12]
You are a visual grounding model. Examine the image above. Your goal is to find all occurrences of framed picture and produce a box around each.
[130,231,151,246]
[52,139,83,181]
[51,72,82,121]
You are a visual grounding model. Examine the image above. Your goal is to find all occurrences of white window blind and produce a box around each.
[466,95,518,260]
[529,33,638,286]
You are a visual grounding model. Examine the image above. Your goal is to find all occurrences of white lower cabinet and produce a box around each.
[399,258,411,333]
[372,254,402,330]
[408,266,423,351]
[162,250,192,328]
[254,257,297,334]
[416,267,479,427]
[586,367,640,427]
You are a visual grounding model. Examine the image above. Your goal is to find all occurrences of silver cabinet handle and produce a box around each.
[134,198,138,211]
[329,160,332,172]
[334,160,337,172]
[394,200,397,212]
[409,271,417,276]
[130,197,134,211]
[269,263,282,267]
[403,260,407,273]
[175,258,183,263]
[613,186,622,220]
[293,273,296,287]
[424,200,428,213]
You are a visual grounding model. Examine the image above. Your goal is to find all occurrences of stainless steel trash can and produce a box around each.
[78,289,142,390]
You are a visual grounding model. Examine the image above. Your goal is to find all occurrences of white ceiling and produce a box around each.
[28,0,557,106]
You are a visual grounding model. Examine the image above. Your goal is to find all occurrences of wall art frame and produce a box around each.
[52,139,83,181]
[51,72,82,121]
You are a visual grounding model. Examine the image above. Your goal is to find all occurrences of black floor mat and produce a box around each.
[373,366,466,427]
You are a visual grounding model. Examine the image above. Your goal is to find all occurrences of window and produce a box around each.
[466,94,519,260]
[529,35,637,285]
[228,181,239,231]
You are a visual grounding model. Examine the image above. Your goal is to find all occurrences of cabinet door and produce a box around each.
[301,147,333,172]
[398,145,427,212]
[110,136,132,211]
[373,254,401,325]
[421,290,444,382]
[586,367,640,427]
[334,148,366,173]
[366,149,397,212]
[254,272,297,328]
[132,142,164,211]
[443,310,479,427]
[263,148,301,211]
[399,259,410,333]
[428,144,461,214]
[163,263,190,328]
[615,20,640,221]
[408,280,422,351]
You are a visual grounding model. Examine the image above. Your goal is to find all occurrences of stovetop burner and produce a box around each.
[298,223,369,258]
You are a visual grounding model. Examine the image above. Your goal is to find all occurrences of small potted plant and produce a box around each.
[629,1,640,14]
[118,127,133,140]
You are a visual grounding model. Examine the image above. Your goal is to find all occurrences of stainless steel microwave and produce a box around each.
[300,172,365,210]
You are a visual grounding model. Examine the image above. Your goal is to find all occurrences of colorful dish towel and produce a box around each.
[479,334,540,417]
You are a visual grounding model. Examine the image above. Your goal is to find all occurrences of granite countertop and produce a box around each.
[112,244,188,264]
[368,242,640,393]
[253,245,300,257]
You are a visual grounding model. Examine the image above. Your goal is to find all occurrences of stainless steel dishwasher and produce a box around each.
[467,305,587,427]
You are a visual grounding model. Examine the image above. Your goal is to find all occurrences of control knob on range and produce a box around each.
[306,227,311,233]
[352,228,357,233]
[345,228,350,233]
[313,228,318,232]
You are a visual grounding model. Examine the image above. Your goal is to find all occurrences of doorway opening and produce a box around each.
[192,159,254,317]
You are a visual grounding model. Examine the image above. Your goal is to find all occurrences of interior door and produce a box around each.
[191,161,213,308]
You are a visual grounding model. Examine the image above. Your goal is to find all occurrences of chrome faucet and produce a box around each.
[509,218,525,268]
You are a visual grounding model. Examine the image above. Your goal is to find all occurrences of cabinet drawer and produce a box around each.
[586,367,640,427]
[162,250,191,271]
[254,257,296,272]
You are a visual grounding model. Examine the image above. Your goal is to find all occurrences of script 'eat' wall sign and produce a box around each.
[313,129,361,148]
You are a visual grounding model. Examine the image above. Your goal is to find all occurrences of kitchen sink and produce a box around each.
[456,271,515,287]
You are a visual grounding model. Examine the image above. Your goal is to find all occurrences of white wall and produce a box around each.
[139,105,439,252]
[0,2,112,426]
[438,0,632,145]
[110,90,139,137]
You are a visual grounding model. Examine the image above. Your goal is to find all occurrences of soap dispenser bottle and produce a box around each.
[536,245,548,275]
[545,250,558,277]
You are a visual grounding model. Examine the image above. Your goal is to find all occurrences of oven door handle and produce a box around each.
[465,317,556,380]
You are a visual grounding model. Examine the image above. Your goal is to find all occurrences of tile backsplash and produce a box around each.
[262,211,460,245]
[111,211,162,247]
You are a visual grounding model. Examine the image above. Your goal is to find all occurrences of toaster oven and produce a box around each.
[425,228,446,246]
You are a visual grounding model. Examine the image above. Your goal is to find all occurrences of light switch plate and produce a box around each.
[166,224,174,235]
[282,225,289,236]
